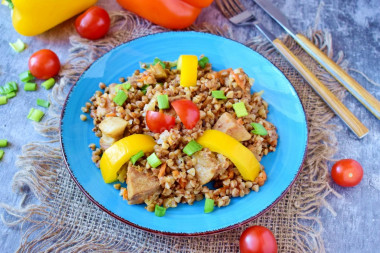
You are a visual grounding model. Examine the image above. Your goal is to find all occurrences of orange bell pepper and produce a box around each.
[116,0,214,29]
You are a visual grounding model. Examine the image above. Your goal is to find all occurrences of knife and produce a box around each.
[253,0,380,120]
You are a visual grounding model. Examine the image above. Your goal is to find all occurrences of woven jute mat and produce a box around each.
[1,12,346,252]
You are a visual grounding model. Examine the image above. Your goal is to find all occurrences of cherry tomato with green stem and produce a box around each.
[75,6,110,40]
[331,159,363,187]
[240,226,278,253]
[28,49,60,79]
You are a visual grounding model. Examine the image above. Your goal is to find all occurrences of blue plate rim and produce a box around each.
[59,31,309,236]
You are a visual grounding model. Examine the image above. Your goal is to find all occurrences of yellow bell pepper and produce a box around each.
[177,55,198,87]
[10,0,97,36]
[99,134,156,183]
[197,130,260,181]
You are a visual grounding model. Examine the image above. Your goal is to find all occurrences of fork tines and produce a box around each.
[216,0,246,19]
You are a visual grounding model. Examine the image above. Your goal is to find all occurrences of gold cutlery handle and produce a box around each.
[273,38,369,138]
[295,33,380,120]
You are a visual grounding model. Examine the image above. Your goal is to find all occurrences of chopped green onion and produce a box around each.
[19,70,35,82]
[140,84,149,95]
[24,82,37,91]
[198,56,209,68]
[183,140,203,156]
[27,108,44,122]
[153,57,166,69]
[6,92,16,99]
[157,94,169,109]
[123,82,131,90]
[211,90,227,100]
[130,150,144,165]
[37,98,50,108]
[7,82,18,92]
[1,84,12,94]
[113,90,128,106]
[0,96,7,105]
[154,205,166,217]
[233,102,248,118]
[0,87,5,95]
[0,150,4,160]
[41,78,55,90]
[0,140,7,147]
[251,123,268,136]
[168,60,177,68]
[9,39,26,53]
[204,198,214,213]
[147,153,162,168]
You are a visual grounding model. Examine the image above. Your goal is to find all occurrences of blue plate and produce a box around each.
[60,31,308,235]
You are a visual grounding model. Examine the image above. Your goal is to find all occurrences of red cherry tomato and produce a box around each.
[240,226,278,253]
[146,111,176,133]
[331,159,363,187]
[171,99,200,129]
[28,49,60,80]
[75,6,110,40]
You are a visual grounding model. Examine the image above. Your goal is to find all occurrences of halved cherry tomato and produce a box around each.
[146,111,176,133]
[171,99,200,129]
[240,226,278,253]
[75,6,110,40]
[28,49,60,79]
[331,159,363,187]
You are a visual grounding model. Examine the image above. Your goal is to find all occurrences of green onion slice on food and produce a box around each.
[198,56,209,68]
[183,140,203,156]
[157,94,169,109]
[113,90,128,106]
[147,153,162,168]
[154,205,166,217]
[233,102,248,118]
[251,122,268,136]
[130,150,144,165]
[211,90,227,100]
[204,198,215,213]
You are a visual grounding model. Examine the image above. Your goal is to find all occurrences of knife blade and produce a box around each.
[253,0,380,120]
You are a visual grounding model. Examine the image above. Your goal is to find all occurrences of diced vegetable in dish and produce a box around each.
[88,55,278,213]
[177,55,198,87]
[99,134,156,183]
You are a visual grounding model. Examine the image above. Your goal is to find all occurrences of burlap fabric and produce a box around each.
[1,12,346,252]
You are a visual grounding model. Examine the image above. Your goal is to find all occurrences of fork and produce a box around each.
[216,0,369,138]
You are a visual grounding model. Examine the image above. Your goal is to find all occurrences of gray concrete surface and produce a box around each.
[0,0,379,252]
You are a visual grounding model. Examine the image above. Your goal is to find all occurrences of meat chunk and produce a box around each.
[127,166,161,205]
[193,150,229,185]
[213,112,251,141]
[98,117,128,150]
[99,117,128,139]
[148,62,167,80]
[99,135,117,150]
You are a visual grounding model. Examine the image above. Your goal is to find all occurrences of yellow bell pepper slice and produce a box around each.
[11,0,97,36]
[197,130,260,181]
[99,134,156,183]
[177,55,198,87]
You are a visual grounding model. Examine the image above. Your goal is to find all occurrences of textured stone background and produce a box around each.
[0,0,379,252]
